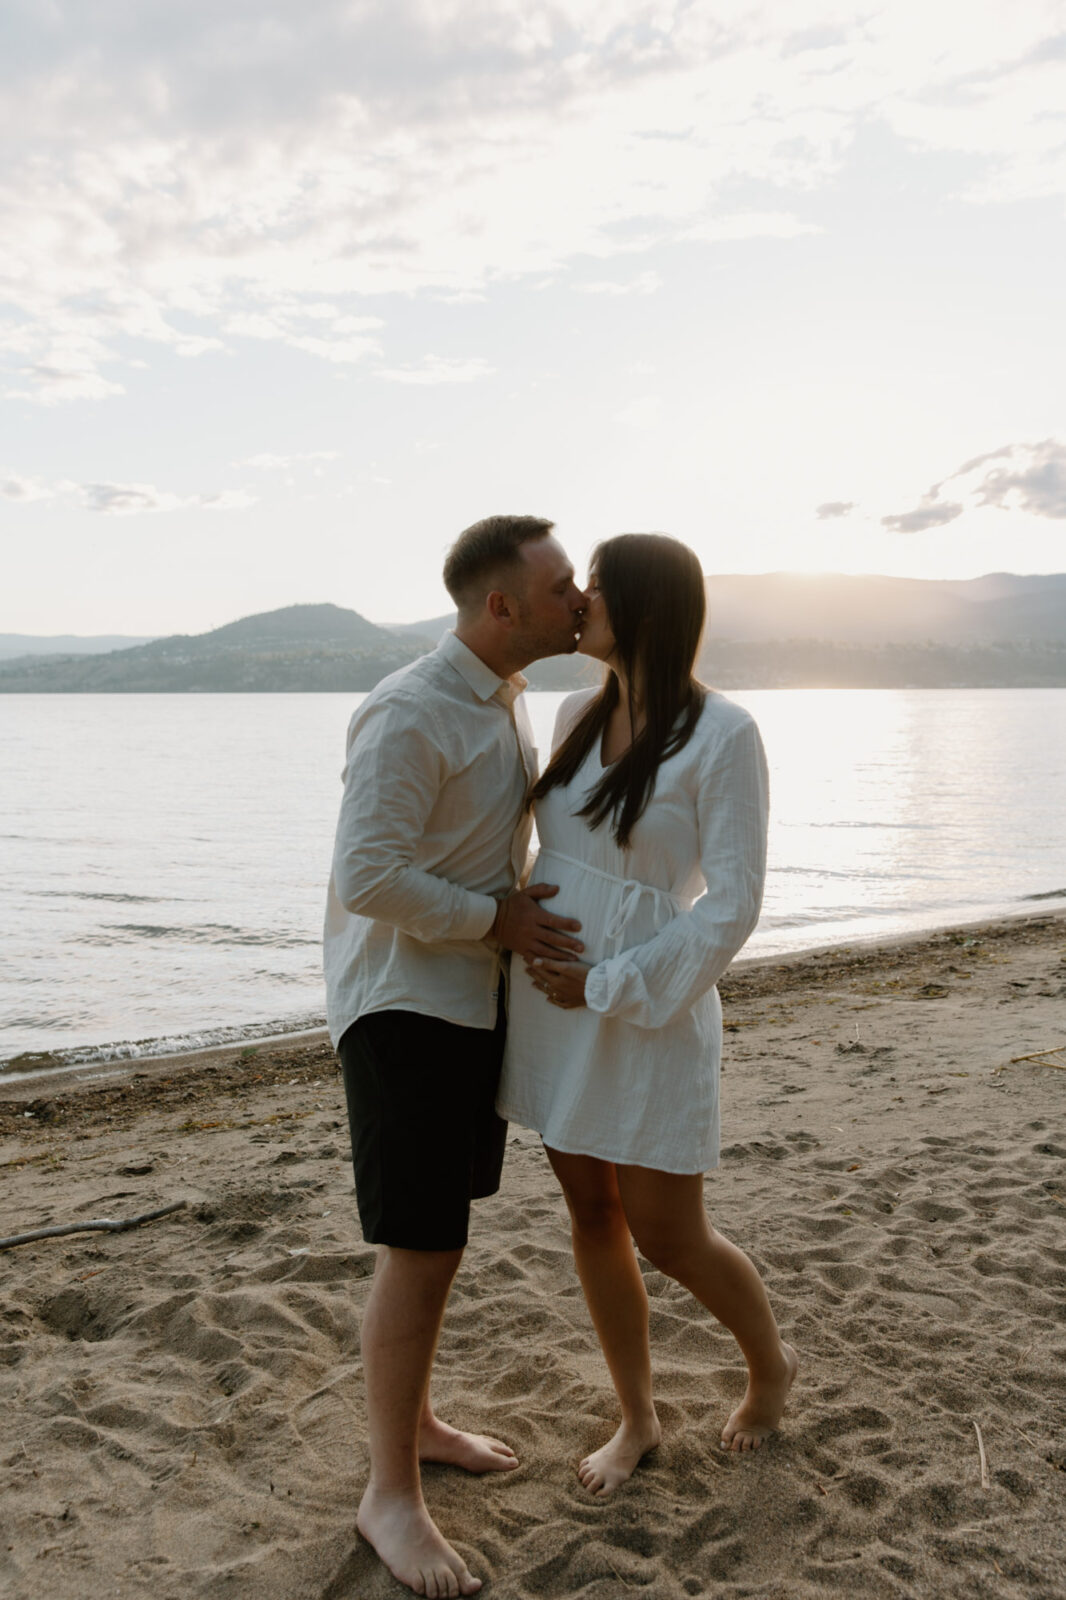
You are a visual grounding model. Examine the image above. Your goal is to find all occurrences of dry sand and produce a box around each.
[2,912,1065,1600]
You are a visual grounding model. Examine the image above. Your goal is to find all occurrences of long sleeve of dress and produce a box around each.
[331,699,499,943]
[583,716,769,1029]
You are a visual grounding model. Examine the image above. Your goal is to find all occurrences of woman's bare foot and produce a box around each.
[720,1342,798,1452]
[419,1416,519,1473]
[577,1415,662,1495]
[357,1483,481,1598]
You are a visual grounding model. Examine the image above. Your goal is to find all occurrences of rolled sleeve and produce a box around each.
[332,699,498,943]
[584,717,769,1029]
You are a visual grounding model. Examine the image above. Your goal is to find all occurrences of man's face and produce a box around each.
[510,535,588,663]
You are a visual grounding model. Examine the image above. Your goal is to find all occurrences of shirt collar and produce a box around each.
[438,630,527,705]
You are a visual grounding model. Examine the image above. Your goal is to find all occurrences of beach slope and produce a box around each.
[2,912,1065,1599]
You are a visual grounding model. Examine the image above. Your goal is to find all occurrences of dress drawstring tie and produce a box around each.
[537,849,683,956]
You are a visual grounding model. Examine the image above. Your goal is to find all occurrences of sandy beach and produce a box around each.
[2,911,1065,1600]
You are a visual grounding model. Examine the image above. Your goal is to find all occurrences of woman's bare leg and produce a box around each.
[545,1146,662,1492]
[615,1166,797,1452]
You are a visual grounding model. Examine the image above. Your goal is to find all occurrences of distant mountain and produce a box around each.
[696,637,1066,690]
[694,572,1066,685]
[694,572,1066,645]
[385,613,454,643]
[393,573,1066,689]
[0,632,157,660]
[394,574,1066,649]
[2,575,1063,692]
[0,604,424,692]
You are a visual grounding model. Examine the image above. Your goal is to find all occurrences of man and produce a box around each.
[324,515,588,1598]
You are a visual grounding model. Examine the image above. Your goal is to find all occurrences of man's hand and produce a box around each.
[526,956,589,1009]
[492,883,583,962]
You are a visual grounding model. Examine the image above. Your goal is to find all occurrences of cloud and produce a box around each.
[234,451,339,470]
[3,2,1065,403]
[882,437,1066,533]
[815,500,855,520]
[681,212,817,243]
[782,26,853,59]
[195,490,257,511]
[1,472,256,514]
[576,271,662,295]
[881,496,964,534]
[1,474,54,502]
[957,438,1066,518]
[81,483,183,516]
[377,356,495,386]
[6,365,126,406]
[224,310,383,366]
[80,482,257,515]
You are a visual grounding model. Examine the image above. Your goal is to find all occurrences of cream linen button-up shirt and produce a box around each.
[323,631,536,1045]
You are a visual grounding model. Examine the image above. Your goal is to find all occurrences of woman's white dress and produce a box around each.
[497,688,769,1174]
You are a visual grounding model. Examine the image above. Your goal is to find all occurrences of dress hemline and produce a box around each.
[497,1105,718,1177]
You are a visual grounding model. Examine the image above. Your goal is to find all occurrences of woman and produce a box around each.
[497,532,796,1495]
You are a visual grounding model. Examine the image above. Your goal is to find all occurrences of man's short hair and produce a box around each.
[443,514,555,610]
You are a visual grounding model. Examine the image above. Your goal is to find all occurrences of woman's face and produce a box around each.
[576,570,617,663]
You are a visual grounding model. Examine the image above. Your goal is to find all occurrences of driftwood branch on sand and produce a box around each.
[0,1200,187,1251]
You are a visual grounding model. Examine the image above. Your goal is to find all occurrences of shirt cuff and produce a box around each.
[465,891,500,943]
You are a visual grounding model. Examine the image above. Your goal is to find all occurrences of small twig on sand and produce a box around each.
[1009,1421,1040,1449]
[973,1420,990,1490]
[0,1200,187,1251]
[1003,1045,1066,1071]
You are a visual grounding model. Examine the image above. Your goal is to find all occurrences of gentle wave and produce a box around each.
[67,923,320,948]
[756,889,1064,933]
[767,865,930,882]
[807,820,940,831]
[1,1013,327,1082]
[30,889,171,904]
[7,886,1064,1080]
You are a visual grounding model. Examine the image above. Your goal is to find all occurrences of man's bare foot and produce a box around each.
[357,1483,481,1598]
[577,1415,662,1495]
[720,1342,798,1452]
[420,1416,519,1473]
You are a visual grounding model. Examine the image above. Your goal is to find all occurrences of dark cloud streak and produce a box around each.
[882,439,1066,534]
[815,500,855,519]
[962,439,1066,519]
[882,498,964,533]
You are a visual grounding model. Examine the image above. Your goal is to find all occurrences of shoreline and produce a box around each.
[2,904,1064,1598]
[4,899,1065,1096]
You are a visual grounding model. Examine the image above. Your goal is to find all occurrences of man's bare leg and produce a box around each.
[356,1245,483,1599]
[419,1395,519,1474]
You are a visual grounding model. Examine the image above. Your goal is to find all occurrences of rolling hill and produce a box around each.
[2,574,1063,691]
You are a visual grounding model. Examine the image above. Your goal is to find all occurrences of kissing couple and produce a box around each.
[324,515,796,1597]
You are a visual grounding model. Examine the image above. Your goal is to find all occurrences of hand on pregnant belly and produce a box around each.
[526,955,589,1009]
[493,882,584,962]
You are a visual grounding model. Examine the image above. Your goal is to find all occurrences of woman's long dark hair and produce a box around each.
[529,532,706,848]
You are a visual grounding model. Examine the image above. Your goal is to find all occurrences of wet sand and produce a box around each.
[2,911,1065,1599]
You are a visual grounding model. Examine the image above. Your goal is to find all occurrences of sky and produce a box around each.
[1,0,1064,636]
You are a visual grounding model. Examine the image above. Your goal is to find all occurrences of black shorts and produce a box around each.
[338,1003,507,1251]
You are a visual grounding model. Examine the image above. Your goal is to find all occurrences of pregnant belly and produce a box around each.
[530,847,683,966]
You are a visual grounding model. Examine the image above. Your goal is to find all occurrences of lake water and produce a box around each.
[2,689,1064,1077]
